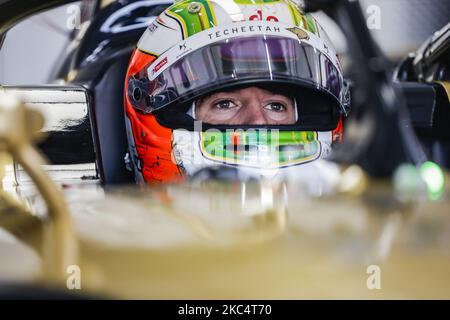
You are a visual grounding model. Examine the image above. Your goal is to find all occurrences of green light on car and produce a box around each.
[420,161,445,201]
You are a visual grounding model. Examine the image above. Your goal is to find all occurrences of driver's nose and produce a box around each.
[240,101,268,125]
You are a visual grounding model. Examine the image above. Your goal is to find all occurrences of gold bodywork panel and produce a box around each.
[2,176,450,299]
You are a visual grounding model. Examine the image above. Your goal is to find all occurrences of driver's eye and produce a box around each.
[215,100,237,110]
[264,102,287,112]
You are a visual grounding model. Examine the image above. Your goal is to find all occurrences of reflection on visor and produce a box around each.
[129,36,343,114]
[217,36,298,72]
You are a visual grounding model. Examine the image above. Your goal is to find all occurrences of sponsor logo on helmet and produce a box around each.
[148,21,158,33]
[286,27,310,40]
[179,42,187,51]
[249,9,279,22]
[152,57,168,74]
[208,24,281,40]
[176,42,193,59]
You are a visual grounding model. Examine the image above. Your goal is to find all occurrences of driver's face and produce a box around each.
[195,86,296,125]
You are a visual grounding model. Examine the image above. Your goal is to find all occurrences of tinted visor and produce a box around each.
[129,36,344,126]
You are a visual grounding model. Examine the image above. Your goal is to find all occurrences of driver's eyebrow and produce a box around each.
[201,91,235,101]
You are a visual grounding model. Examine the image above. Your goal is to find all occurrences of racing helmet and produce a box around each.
[124,0,350,184]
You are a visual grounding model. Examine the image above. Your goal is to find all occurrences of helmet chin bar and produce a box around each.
[171,128,334,180]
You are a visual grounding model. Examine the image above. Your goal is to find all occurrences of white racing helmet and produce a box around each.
[124,0,350,184]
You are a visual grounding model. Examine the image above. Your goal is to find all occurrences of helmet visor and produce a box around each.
[129,36,343,117]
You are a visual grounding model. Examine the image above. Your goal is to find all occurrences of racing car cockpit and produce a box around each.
[2,0,449,186]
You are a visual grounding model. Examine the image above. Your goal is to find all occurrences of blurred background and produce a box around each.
[0,0,449,85]
[0,2,81,85]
